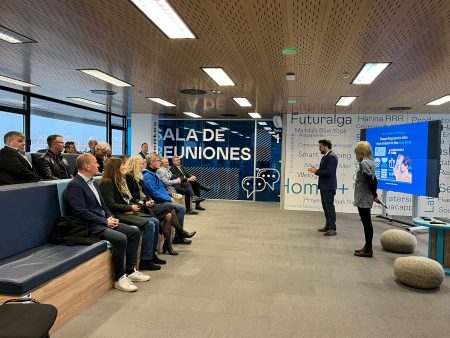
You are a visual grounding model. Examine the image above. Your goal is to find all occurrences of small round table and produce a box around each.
[412,218,450,275]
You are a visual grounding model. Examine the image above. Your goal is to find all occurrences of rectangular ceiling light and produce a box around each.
[336,96,357,106]
[352,63,390,84]
[0,26,35,43]
[78,69,132,87]
[426,95,450,106]
[183,112,201,118]
[148,97,176,107]
[248,112,261,118]
[206,121,219,125]
[0,75,36,87]
[231,131,239,134]
[232,98,252,107]
[258,121,268,126]
[201,68,235,86]
[68,97,105,107]
[220,127,230,130]
[130,0,195,39]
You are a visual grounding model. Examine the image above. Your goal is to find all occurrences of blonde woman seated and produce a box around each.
[99,158,163,269]
[124,155,195,255]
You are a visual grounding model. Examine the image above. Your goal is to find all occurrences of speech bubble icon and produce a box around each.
[242,176,266,198]
[256,168,280,191]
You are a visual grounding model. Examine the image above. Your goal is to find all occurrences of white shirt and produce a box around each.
[78,173,102,206]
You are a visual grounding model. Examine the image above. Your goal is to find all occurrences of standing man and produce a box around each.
[0,131,41,185]
[38,134,71,180]
[308,139,338,236]
[65,153,150,292]
[138,143,149,159]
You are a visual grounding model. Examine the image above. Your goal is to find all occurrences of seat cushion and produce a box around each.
[380,229,417,254]
[394,256,445,289]
[0,242,107,295]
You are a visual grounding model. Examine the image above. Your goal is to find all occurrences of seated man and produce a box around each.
[0,131,41,185]
[142,153,192,245]
[170,155,210,211]
[38,134,72,180]
[65,153,150,292]
[157,157,204,215]
[64,141,79,154]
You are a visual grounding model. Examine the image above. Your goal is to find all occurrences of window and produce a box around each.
[0,111,23,140]
[30,98,107,152]
[112,129,124,155]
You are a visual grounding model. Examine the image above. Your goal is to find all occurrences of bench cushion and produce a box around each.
[0,242,107,295]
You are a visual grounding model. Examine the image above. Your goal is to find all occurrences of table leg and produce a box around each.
[436,229,444,264]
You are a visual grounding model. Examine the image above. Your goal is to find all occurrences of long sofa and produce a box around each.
[0,179,113,332]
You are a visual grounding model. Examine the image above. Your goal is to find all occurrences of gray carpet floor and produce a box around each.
[54,201,450,338]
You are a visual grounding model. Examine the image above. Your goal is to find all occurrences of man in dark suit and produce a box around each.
[308,139,339,236]
[0,131,41,185]
[138,142,148,159]
[170,155,210,211]
[65,153,150,292]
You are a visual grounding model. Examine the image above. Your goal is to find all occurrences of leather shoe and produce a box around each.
[318,226,329,232]
[186,210,198,215]
[181,230,196,238]
[200,185,211,192]
[139,260,162,271]
[173,238,192,245]
[195,205,205,211]
[323,230,337,236]
[192,197,205,203]
[354,250,373,257]
[152,254,166,265]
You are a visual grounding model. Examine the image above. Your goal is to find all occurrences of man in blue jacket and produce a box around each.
[308,139,339,236]
[142,153,192,245]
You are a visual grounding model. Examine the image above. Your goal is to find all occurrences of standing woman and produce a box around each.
[353,141,380,258]
[100,158,163,270]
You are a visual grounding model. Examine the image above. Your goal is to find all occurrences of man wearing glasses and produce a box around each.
[38,134,72,180]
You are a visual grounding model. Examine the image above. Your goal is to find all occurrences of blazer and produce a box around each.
[170,164,190,183]
[99,179,149,227]
[315,151,338,191]
[64,174,112,234]
[138,151,147,159]
[0,146,41,185]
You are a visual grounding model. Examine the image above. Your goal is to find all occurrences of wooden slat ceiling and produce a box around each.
[0,0,449,118]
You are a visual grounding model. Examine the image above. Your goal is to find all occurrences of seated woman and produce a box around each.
[99,157,163,269]
[124,155,195,255]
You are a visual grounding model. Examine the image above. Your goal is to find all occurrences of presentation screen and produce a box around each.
[361,120,441,197]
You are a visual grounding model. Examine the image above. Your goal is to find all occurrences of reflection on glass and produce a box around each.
[0,111,23,140]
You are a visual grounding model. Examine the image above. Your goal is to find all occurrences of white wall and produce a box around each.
[130,113,159,156]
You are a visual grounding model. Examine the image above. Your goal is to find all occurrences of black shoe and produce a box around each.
[139,260,162,271]
[323,230,337,236]
[152,254,166,265]
[354,250,373,257]
[186,210,198,215]
[192,197,205,203]
[200,185,211,192]
[173,238,192,245]
[318,226,329,232]
[195,205,205,211]
[181,230,196,238]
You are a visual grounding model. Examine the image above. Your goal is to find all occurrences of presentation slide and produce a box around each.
[365,122,429,195]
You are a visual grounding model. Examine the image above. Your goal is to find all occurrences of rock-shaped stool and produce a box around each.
[394,256,445,289]
[380,229,417,253]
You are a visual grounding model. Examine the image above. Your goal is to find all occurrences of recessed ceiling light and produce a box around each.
[78,69,132,87]
[68,97,105,107]
[0,75,37,87]
[245,136,250,139]
[201,68,235,86]
[183,112,201,118]
[233,98,252,107]
[130,0,195,39]
[258,121,268,126]
[286,73,296,81]
[211,89,223,94]
[288,98,297,104]
[0,26,36,43]
[238,134,243,136]
[206,121,219,125]
[231,131,239,134]
[352,63,390,84]
[282,49,297,55]
[336,96,357,106]
[147,97,176,107]
[426,95,450,106]
[248,112,261,118]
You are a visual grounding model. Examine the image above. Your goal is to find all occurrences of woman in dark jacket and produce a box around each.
[124,156,195,255]
[99,158,165,269]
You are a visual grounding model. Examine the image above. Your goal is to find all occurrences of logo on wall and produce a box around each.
[242,168,280,198]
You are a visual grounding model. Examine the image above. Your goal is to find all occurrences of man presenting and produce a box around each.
[65,153,150,292]
[308,139,338,236]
